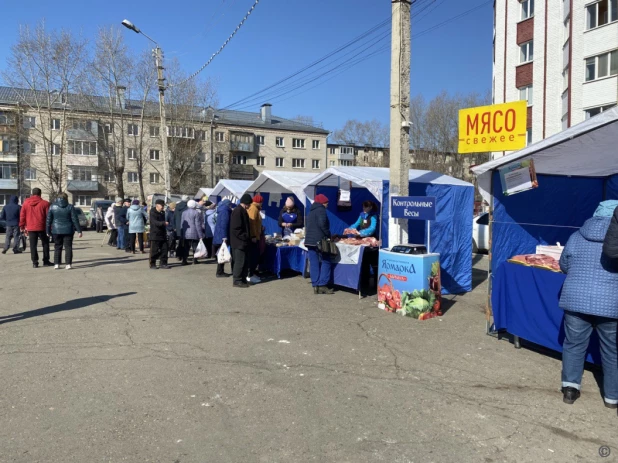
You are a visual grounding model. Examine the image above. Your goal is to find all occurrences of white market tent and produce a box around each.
[208,180,252,203]
[244,170,314,206]
[194,188,214,200]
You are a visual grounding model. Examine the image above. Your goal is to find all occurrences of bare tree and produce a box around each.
[332,119,389,148]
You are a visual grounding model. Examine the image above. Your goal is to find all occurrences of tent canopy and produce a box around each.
[244,170,314,206]
[472,106,618,203]
[208,180,252,202]
[194,188,214,200]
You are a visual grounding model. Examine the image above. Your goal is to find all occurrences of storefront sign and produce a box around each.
[499,158,538,196]
[458,101,527,153]
[390,196,436,221]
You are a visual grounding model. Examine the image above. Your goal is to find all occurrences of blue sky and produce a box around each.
[0,0,493,132]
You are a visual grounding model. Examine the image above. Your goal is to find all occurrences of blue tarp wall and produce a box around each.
[311,179,474,294]
[491,172,612,269]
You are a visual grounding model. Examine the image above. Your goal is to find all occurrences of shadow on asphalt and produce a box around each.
[0,292,137,325]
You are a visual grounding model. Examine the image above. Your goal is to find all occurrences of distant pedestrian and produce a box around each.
[114,198,130,251]
[213,199,234,278]
[46,192,82,270]
[174,195,189,262]
[230,194,252,288]
[149,199,170,270]
[19,188,52,268]
[95,206,104,233]
[247,194,264,284]
[166,202,177,258]
[1,195,22,254]
[127,199,148,254]
[181,200,205,265]
[305,194,334,295]
[204,201,216,259]
[106,200,119,246]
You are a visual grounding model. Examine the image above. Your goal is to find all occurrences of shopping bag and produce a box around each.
[194,240,208,259]
[218,240,232,264]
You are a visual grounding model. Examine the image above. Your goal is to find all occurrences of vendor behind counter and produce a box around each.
[278,197,304,237]
[349,201,379,238]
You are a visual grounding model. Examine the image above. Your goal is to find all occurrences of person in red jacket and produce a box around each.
[19,188,52,268]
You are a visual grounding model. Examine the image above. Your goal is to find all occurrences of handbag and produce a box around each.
[317,237,338,256]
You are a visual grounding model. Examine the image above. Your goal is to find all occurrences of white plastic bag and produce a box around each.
[194,240,208,259]
[217,240,231,264]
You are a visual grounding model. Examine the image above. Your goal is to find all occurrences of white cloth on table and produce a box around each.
[334,243,362,265]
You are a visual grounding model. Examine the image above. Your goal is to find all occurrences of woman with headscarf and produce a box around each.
[278,197,304,238]
[127,199,148,254]
[204,200,216,259]
[181,199,205,265]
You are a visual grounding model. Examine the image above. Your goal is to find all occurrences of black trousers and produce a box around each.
[213,243,232,275]
[184,239,199,262]
[96,219,103,233]
[150,240,168,266]
[129,232,144,253]
[53,234,74,265]
[29,231,50,265]
[249,242,260,277]
[232,248,248,284]
[109,229,118,246]
[203,237,213,258]
[176,238,186,260]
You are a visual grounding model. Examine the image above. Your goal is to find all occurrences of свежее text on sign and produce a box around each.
[458,101,527,154]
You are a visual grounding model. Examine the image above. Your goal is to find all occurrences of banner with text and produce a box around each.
[458,101,527,153]
[390,196,436,221]
[499,158,538,196]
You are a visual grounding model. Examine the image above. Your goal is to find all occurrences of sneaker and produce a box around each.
[248,275,261,284]
[604,400,618,409]
[160,265,171,270]
[65,265,72,270]
[54,265,59,270]
[562,387,580,404]
[149,265,158,270]
[234,281,250,289]
[318,286,335,295]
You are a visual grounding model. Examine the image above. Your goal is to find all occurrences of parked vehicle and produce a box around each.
[89,200,114,230]
[473,212,489,253]
[75,207,88,230]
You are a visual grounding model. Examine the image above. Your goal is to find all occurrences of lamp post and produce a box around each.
[121,19,171,201]
[210,115,218,187]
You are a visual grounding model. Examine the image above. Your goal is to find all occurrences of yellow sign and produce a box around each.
[458,101,527,153]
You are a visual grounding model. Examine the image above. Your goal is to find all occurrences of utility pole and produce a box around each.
[154,47,171,201]
[388,0,411,247]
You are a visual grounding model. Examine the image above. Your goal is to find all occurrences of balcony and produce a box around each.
[0,179,18,190]
[0,153,18,162]
[230,132,255,153]
[229,164,255,180]
[66,154,99,167]
[67,180,99,192]
[337,148,355,161]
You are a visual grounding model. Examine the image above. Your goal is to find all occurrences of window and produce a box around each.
[50,119,61,130]
[215,131,225,142]
[312,140,320,150]
[24,168,36,180]
[585,50,618,81]
[149,149,160,161]
[341,160,354,167]
[562,67,569,92]
[104,172,116,183]
[519,85,533,106]
[149,126,159,137]
[275,157,284,168]
[340,146,354,156]
[563,17,570,43]
[312,159,320,170]
[585,104,617,119]
[521,0,534,19]
[329,147,336,155]
[128,124,138,136]
[330,160,336,166]
[196,130,206,141]
[71,120,92,131]
[257,156,265,166]
[68,140,97,156]
[276,137,285,147]
[520,40,534,64]
[149,173,160,184]
[0,113,15,125]
[292,158,305,169]
[256,135,265,145]
[168,126,194,138]
[526,128,533,146]
[23,116,35,129]
[104,123,113,134]
[0,163,17,179]
[0,194,8,206]
[128,148,137,160]
[51,144,61,156]
[22,141,35,154]
[232,155,247,165]
[0,137,11,153]
[128,172,138,183]
[292,138,305,149]
[76,195,92,206]
[587,0,618,30]
[105,146,115,158]
[215,154,224,164]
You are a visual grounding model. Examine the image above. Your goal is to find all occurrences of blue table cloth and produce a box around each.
[332,246,367,291]
[262,244,307,279]
[492,262,601,364]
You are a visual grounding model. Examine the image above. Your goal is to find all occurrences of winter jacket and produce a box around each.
[149,208,167,241]
[0,195,21,227]
[602,207,618,260]
[181,207,204,241]
[105,206,116,229]
[174,201,188,235]
[165,209,175,233]
[213,200,233,246]
[46,198,81,236]
[205,209,216,239]
[127,205,148,234]
[247,203,262,240]
[114,205,128,228]
[230,205,250,250]
[559,216,618,319]
[19,195,50,232]
[305,202,330,247]
[278,206,304,235]
[351,212,378,238]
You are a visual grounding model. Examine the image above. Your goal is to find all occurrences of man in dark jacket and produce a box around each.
[305,194,334,295]
[174,195,189,261]
[165,202,177,258]
[19,188,51,268]
[114,198,129,251]
[149,199,170,269]
[46,193,82,269]
[230,194,252,288]
[1,195,22,254]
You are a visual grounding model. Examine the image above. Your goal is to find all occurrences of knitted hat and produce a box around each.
[132,199,140,206]
[285,197,295,208]
[314,194,329,205]
[187,200,197,209]
[253,194,264,203]
[155,199,165,206]
[181,195,190,202]
[115,199,122,205]
[240,194,253,205]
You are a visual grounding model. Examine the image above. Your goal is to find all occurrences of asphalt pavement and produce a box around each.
[0,234,615,462]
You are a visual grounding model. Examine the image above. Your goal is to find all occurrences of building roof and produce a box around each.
[0,86,329,135]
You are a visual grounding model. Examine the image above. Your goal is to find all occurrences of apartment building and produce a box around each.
[326,144,390,167]
[493,0,618,157]
[0,87,328,208]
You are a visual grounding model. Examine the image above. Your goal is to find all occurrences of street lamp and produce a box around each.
[210,114,219,188]
[121,19,171,201]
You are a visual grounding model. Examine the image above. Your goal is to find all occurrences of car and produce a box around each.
[473,212,489,253]
[74,207,88,230]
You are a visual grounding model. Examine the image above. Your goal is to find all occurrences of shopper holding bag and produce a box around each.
[305,194,334,295]
[213,199,234,278]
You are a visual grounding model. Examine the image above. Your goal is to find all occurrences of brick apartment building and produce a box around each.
[492,0,617,158]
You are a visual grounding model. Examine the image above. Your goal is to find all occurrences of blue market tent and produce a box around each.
[302,167,474,294]
[208,180,252,203]
[244,171,314,236]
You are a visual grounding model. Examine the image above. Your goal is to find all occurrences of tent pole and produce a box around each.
[486,173,495,335]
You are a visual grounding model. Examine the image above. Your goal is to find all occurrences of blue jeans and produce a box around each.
[307,246,332,287]
[562,310,618,404]
[117,225,126,249]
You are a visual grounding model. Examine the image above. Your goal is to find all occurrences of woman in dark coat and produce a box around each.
[46,192,82,270]
[305,194,333,295]
[278,197,304,237]
[213,199,234,277]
